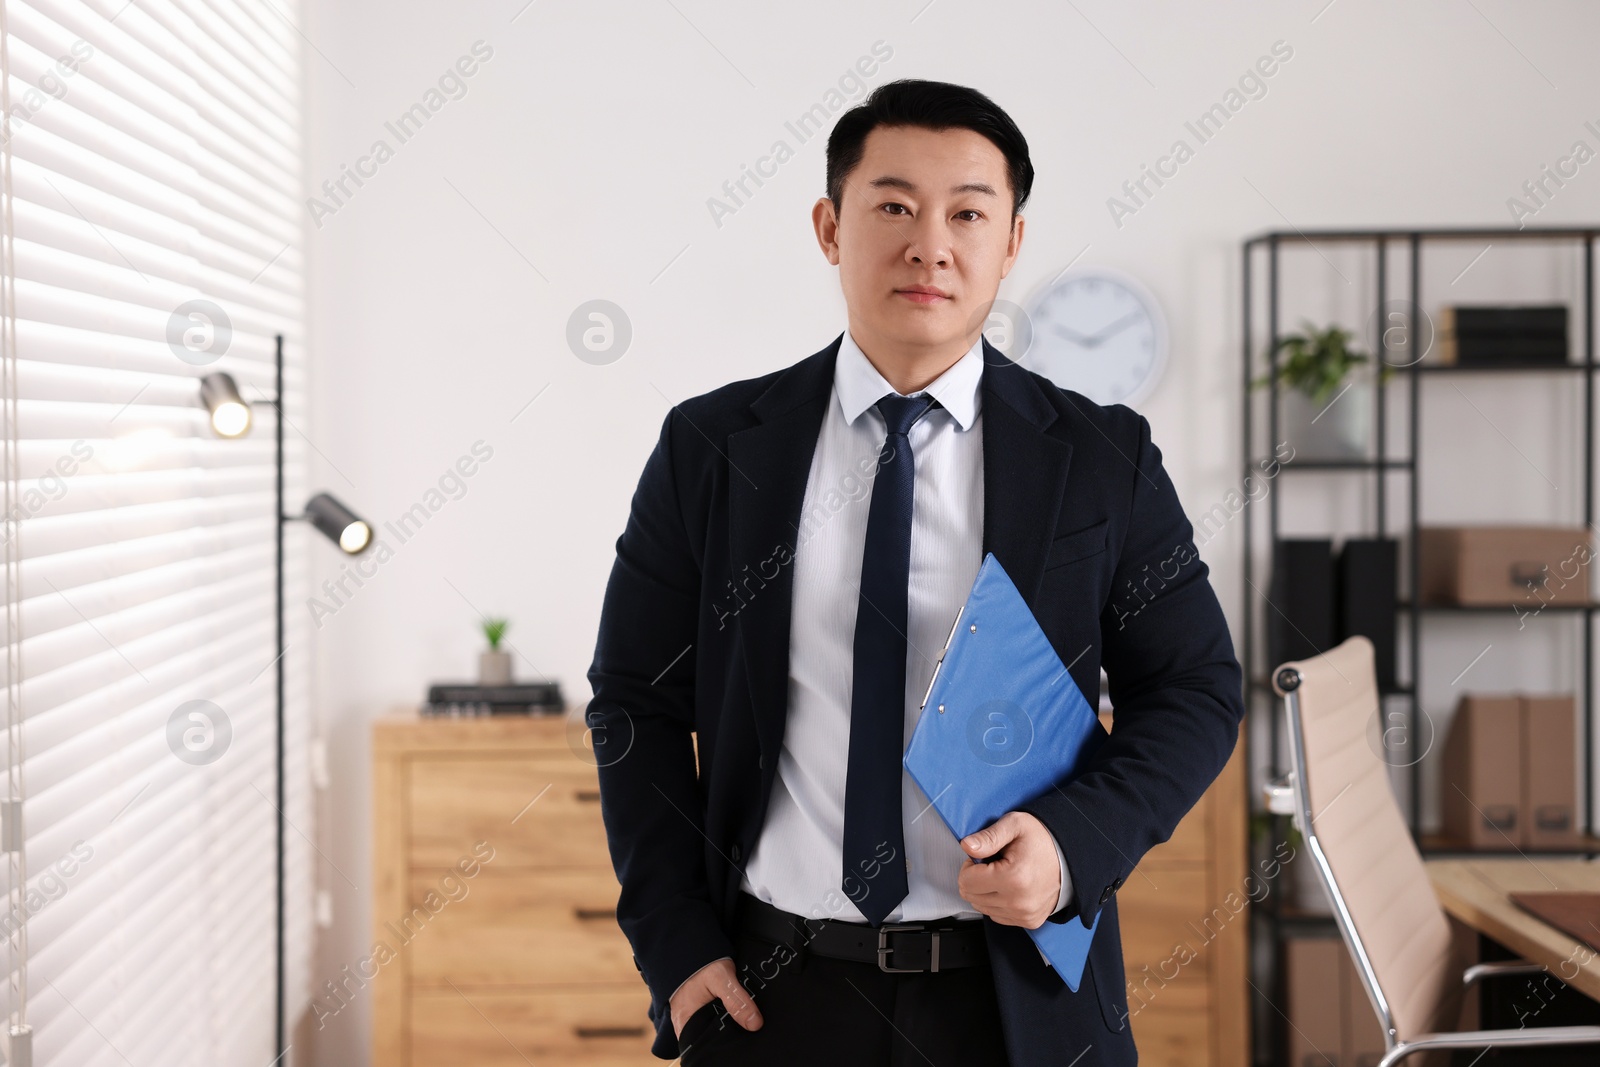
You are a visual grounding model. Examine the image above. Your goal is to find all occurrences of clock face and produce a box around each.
[1019,269,1166,406]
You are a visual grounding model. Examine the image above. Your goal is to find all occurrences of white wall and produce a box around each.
[299,2,1600,1062]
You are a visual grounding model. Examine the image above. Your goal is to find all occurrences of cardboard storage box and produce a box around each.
[1440,694,1521,848]
[1340,941,1387,1067]
[1522,695,1580,848]
[1440,693,1580,849]
[1285,937,1343,1067]
[1418,525,1592,607]
[1285,936,1387,1067]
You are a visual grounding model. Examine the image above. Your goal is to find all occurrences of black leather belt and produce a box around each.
[735,891,989,973]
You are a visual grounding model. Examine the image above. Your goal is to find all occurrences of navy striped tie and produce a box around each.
[842,392,937,925]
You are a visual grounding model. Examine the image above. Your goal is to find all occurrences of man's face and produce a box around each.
[815,124,1023,352]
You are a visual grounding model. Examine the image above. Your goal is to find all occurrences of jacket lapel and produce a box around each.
[726,337,838,759]
[980,337,1074,605]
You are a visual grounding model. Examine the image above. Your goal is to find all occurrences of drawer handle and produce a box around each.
[575,1025,647,1040]
[1481,805,1517,831]
[575,789,602,803]
[1536,806,1572,831]
[1510,561,1548,589]
[574,907,617,921]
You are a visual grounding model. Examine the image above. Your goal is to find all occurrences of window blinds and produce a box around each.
[0,2,309,1065]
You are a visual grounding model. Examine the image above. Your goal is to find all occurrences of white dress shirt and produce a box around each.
[717,332,1070,974]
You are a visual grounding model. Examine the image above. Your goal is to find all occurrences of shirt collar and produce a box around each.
[834,330,983,431]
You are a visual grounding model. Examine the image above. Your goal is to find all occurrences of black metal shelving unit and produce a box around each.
[1241,226,1599,1067]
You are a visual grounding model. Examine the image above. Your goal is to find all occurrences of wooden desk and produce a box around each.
[1427,858,1600,1002]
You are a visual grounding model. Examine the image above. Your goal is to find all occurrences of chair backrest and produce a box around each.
[1272,635,1460,1043]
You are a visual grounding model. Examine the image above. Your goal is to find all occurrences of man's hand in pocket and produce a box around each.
[670,957,763,1039]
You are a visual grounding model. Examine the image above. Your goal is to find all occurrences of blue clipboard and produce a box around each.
[902,552,1106,990]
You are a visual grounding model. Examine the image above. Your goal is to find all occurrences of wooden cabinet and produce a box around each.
[373,711,658,1067]
[373,709,1248,1066]
[1110,715,1250,1067]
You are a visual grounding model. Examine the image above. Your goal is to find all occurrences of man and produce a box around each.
[587,79,1243,1067]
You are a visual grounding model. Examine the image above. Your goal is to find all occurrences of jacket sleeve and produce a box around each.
[1017,411,1244,929]
[587,407,736,1030]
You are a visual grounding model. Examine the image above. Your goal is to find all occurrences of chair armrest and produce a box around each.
[1380,1024,1600,1065]
[1463,960,1548,989]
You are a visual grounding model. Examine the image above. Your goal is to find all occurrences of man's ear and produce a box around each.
[812,197,841,265]
[1000,212,1025,279]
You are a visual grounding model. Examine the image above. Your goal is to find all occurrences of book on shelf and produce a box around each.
[424,681,565,715]
[1436,304,1569,366]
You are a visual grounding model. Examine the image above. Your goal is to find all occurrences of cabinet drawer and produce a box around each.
[408,756,609,868]
[1115,865,1233,983]
[1127,1005,1216,1067]
[407,867,638,987]
[410,984,656,1067]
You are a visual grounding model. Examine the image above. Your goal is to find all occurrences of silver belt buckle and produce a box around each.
[876,922,939,973]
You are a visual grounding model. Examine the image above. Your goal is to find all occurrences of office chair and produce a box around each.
[1270,635,1600,1067]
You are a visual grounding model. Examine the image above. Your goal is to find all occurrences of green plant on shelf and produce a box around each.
[1252,319,1395,406]
[481,617,510,651]
[1250,809,1304,852]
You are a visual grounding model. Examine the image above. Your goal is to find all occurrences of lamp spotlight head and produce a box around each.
[200,372,252,437]
[304,492,372,555]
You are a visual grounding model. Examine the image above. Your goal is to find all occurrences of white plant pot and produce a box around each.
[1281,382,1371,461]
[479,650,512,686]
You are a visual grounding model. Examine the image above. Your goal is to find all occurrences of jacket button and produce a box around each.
[1099,886,1114,905]
[1112,876,1124,889]
[731,845,742,863]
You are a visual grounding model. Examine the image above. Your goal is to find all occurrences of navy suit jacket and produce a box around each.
[587,334,1244,1065]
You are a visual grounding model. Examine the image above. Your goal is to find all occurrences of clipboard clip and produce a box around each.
[919,605,965,711]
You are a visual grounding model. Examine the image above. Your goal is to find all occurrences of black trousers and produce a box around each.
[676,903,1012,1066]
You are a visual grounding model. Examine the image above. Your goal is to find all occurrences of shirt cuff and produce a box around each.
[1050,829,1073,914]
[1032,831,1075,967]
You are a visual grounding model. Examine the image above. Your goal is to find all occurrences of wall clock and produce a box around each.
[1018,266,1168,406]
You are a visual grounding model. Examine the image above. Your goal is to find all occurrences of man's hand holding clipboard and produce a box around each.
[903,552,1108,990]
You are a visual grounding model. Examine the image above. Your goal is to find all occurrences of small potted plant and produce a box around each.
[1252,320,1393,460]
[1251,809,1329,916]
[479,617,512,686]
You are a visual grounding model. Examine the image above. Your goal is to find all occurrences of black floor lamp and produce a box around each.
[200,334,372,1058]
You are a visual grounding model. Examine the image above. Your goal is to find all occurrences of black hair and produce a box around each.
[825,79,1034,221]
